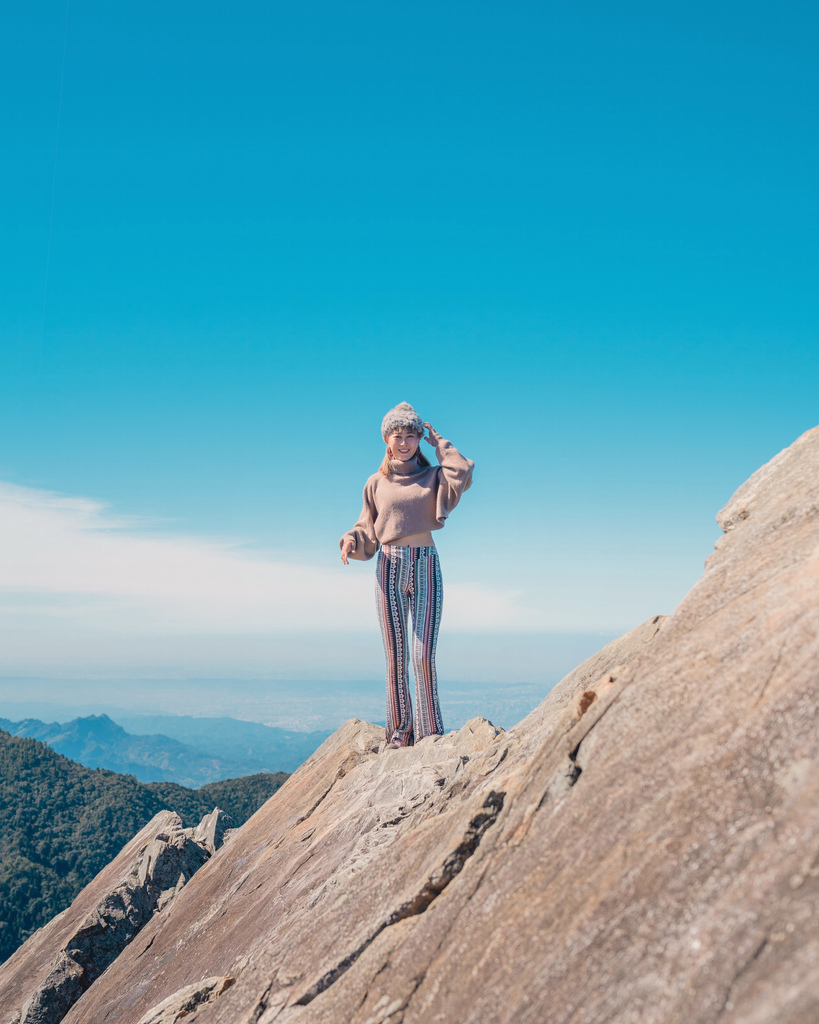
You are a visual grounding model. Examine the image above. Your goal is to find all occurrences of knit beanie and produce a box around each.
[381,401,424,439]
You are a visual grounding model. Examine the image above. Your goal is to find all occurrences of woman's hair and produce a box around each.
[380,434,431,476]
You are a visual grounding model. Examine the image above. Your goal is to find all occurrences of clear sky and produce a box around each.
[1,2,817,721]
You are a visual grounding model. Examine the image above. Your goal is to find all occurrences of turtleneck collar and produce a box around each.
[389,455,423,476]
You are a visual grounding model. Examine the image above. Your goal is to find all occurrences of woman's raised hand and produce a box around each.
[341,539,355,565]
[421,422,435,445]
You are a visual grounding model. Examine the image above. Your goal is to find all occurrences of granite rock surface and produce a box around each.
[135,976,236,1024]
[3,425,819,1024]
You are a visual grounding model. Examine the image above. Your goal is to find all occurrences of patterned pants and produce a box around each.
[376,544,444,746]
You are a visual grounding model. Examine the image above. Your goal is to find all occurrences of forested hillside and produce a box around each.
[0,730,287,964]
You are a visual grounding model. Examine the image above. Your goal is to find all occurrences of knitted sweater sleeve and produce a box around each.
[340,479,380,561]
[430,428,474,523]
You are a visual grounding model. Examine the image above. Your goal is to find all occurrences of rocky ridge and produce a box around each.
[2,425,819,1024]
[0,730,287,963]
[0,808,235,1024]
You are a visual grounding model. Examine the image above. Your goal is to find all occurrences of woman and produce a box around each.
[340,402,474,749]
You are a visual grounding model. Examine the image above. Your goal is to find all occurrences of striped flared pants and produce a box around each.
[376,544,444,746]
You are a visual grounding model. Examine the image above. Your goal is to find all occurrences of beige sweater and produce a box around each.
[341,429,474,560]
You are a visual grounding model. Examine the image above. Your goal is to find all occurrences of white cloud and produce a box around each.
[0,482,546,653]
[0,481,364,632]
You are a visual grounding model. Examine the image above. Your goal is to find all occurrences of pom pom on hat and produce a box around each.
[381,401,424,439]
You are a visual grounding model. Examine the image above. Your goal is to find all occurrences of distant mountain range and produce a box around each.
[0,714,330,787]
[116,713,332,774]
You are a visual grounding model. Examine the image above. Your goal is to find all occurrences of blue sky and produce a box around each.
[1,1,817,720]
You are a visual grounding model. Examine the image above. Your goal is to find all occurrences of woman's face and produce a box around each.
[386,428,421,461]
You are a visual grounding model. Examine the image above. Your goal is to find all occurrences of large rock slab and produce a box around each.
[55,717,514,1024]
[9,425,819,1024]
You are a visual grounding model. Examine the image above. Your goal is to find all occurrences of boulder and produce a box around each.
[135,976,235,1024]
[192,808,235,856]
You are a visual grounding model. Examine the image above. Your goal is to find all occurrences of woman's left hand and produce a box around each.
[421,422,436,445]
